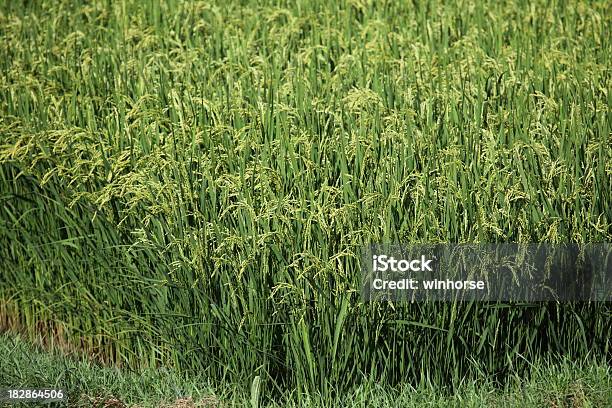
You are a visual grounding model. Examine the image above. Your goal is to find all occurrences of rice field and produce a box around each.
[0,0,610,404]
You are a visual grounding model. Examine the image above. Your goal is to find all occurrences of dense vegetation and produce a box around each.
[1,0,610,403]
[2,332,610,407]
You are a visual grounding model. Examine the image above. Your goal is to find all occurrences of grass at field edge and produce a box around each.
[0,330,609,407]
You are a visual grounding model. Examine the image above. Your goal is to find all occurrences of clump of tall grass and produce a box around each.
[1,0,610,402]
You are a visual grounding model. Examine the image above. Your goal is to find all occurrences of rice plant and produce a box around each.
[0,0,610,403]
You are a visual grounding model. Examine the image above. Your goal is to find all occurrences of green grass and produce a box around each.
[0,332,223,407]
[1,332,610,407]
[0,0,611,404]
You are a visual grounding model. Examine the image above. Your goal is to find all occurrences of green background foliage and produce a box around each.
[1,0,610,401]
